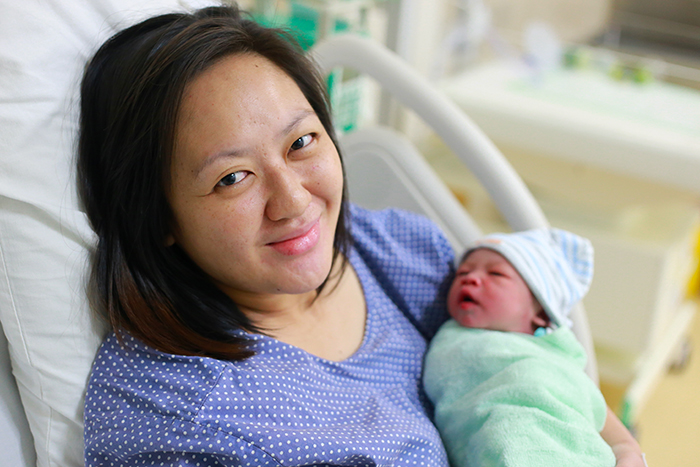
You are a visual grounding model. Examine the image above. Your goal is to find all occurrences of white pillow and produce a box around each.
[0,1,214,465]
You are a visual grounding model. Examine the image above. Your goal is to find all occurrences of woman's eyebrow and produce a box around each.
[278,108,316,138]
[194,150,244,179]
[194,109,317,179]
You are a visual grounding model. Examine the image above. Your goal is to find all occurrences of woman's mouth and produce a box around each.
[267,220,320,256]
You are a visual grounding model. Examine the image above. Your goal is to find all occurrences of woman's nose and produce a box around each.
[264,165,311,221]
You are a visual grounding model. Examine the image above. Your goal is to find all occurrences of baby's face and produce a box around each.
[448,249,545,334]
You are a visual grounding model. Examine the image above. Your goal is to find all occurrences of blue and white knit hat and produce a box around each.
[463,228,594,328]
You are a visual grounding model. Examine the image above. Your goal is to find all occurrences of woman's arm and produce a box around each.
[601,407,647,466]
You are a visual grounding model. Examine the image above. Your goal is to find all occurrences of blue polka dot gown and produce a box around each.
[84,205,455,466]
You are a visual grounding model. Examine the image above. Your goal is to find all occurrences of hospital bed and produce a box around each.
[0,1,596,466]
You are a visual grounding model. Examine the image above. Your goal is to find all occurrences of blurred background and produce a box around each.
[238,1,700,464]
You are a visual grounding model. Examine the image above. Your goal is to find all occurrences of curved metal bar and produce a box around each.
[311,35,598,381]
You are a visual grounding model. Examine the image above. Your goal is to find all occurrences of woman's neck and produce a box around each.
[239,261,366,361]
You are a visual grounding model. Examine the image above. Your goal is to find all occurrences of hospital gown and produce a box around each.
[84,205,454,467]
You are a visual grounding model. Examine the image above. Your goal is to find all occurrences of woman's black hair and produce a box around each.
[77,4,351,360]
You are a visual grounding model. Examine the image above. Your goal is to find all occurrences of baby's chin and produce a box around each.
[448,312,535,334]
[448,308,483,329]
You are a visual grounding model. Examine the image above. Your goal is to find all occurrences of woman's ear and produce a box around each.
[165,234,175,247]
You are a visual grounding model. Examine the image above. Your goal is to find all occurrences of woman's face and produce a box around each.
[168,53,343,308]
[447,249,545,334]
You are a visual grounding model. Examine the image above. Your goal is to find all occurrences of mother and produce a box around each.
[78,4,643,466]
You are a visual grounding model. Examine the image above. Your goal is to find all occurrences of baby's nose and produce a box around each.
[465,273,482,285]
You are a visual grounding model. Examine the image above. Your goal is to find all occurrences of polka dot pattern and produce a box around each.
[84,205,455,466]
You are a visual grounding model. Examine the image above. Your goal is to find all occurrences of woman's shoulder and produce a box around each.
[350,203,445,235]
[85,333,227,421]
[349,204,455,263]
[84,333,264,463]
[349,204,454,340]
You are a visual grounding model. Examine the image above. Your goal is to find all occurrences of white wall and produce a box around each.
[390,0,613,139]
[485,0,612,45]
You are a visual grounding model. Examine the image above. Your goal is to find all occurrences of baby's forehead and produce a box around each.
[460,248,533,285]
[459,248,512,268]
[459,248,534,291]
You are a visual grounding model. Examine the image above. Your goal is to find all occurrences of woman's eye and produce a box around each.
[216,171,248,188]
[290,134,313,151]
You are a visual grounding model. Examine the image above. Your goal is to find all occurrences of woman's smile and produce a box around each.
[167,52,344,304]
[267,219,321,256]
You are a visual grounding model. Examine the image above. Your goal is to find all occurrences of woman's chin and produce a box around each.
[275,259,335,295]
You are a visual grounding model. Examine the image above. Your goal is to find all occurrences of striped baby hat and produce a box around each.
[463,228,594,329]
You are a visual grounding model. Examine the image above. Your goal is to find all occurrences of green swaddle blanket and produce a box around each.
[424,320,615,467]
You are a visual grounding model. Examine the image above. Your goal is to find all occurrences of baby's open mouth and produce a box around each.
[461,292,476,304]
